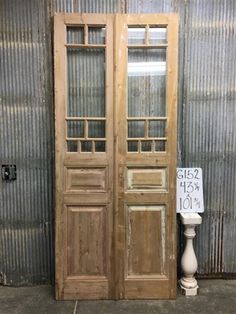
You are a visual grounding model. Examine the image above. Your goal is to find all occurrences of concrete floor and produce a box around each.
[0,280,235,314]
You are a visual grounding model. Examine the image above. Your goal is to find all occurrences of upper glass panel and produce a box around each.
[128,48,166,117]
[88,27,106,44]
[67,27,84,44]
[67,48,105,117]
[128,27,145,45]
[149,27,167,44]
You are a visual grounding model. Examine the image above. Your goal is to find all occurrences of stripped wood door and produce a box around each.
[114,14,178,299]
[54,14,114,300]
[54,13,178,300]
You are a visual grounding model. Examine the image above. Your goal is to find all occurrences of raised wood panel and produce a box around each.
[127,168,167,191]
[127,206,165,277]
[67,206,107,277]
[65,167,107,192]
[124,193,168,204]
[124,279,169,299]
[64,193,108,205]
[62,279,108,300]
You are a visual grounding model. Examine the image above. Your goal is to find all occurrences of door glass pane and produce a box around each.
[127,141,139,152]
[67,121,84,138]
[88,121,105,138]
[149,120,166,137]
[128,48,166,117]
[149,27,166,44]
[81,141,92,152]
[155,140,165,152]
[95,141,106,152]
[128,27,145,45]
[67,141,78,152]
[141,141,152,152]
[67,48,105,117]
[67,27,84,44]
[128,121,145,138]
[88,27,106,44]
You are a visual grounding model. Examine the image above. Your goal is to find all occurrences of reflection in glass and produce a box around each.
[128,121,145,138]
[67,121,84,138]
[155,140,165,151]
[149,28,166,44]
[88,27,106,44]
[95,141,106,152]
[67,48,105,117]
[128,49,166,117]
[67,141,77,152]
[88,121,105,138]
[128,28,145,45]
[67,27,84,44]
[149,120,166,137]
[81,141,92,152]
[128,141,138,152]
[128,61,165,76]
[141,141,152,152]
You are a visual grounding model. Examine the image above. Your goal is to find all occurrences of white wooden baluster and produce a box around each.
[180,213,202,296]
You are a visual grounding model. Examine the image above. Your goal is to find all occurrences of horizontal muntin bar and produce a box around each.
[66,117,106,121]
[66,44,106,48]
[66,138,106,141]
[127,44,167,49]
[127,117,167,120]
[127,137,167,141]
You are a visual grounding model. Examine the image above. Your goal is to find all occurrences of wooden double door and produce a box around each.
[54,13,178,300]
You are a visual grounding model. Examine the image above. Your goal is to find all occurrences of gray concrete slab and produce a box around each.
[0,285,75,314]
[0,280,235,314]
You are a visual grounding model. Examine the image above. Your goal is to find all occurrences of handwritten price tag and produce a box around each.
[176,168,204,213]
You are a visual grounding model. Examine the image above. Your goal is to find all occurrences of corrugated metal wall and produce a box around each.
[0,0,236,285]
[0,0,54,285]
[182,0,236,275]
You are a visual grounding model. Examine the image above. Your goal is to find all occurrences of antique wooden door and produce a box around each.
[114,14,178,299]
[54,13,178,300]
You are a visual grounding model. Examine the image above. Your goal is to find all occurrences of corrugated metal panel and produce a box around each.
[182,0,236,275]
[0,0,54,285]
[53,0,120,13]
[126,0,173,13]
